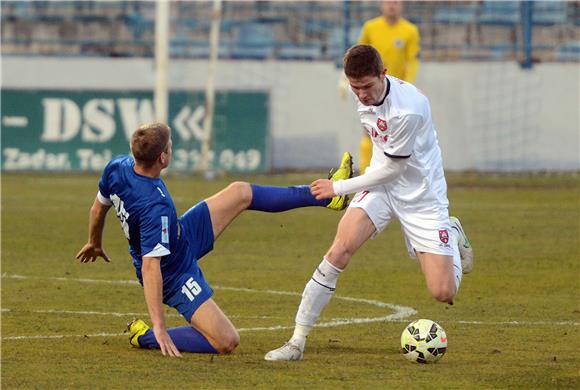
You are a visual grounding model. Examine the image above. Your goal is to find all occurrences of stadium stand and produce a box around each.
[1,0,578,62]
[230,22,276,60]
[554,40,580,61]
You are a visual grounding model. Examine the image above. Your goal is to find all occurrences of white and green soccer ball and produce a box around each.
[401,319,447,363]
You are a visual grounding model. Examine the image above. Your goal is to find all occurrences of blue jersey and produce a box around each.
[98,156,193,291]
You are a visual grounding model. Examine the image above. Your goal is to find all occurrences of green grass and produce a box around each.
[2,172,579,389]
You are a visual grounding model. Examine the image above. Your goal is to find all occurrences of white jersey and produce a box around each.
[353,75,448,207]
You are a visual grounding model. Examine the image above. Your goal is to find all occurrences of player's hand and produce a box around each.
[75,243,110,263]
[153,327,182,358]
[310,179,336,200]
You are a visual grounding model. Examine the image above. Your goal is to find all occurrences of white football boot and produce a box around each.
[450,216,474,274]
[264,341,304,361]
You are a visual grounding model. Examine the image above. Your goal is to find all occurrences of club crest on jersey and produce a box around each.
[377,118,388,131]
[439,229,449,244]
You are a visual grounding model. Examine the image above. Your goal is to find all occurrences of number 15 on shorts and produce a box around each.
[181,277,202,301]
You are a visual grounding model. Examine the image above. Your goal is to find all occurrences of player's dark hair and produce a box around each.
[131,123,171,168]
[343,44,384,79]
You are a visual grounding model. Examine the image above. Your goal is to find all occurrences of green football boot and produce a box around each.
[127,319,150,348]
[326,152,353,211]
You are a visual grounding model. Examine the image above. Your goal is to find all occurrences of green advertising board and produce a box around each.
[1,90,269,172]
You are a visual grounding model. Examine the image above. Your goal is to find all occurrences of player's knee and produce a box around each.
[228,181,252,208]
[326,239,354,269]
[216,331,240,354]
[429,283,456,303]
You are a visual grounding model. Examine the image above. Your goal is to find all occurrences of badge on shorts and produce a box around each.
[439,229,449,244]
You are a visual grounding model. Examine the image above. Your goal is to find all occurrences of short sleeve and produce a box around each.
[383,114,422,158]
[140,203,172,258]
[97,160,116,205]
[358,23,370,44]
[97,191,112,206]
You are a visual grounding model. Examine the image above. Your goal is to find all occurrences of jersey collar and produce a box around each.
[372,76,390,107]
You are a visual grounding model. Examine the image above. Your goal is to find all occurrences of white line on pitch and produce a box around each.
[4,316,579,341]
[2,273,416,313]
[2,273,418,341]
[3,273,140,285]
[3,273,578,328]
[454,319,580,326]
[1,308,281,320]
[3,333,127,340]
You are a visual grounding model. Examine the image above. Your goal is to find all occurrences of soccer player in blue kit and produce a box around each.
[76,122,353,357]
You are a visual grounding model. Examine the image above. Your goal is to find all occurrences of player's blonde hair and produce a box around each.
[343,44,385,79]
[130,123,171,168]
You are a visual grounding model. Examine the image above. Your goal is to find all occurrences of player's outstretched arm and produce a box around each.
[76,197,111,263]
[310,157,408,200]
[142,257,182,358]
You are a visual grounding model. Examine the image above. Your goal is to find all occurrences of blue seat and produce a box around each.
[171,38,207,58]
[349,25,362,46]
[230,23,275,59]
[479,43,515,60]
[11,1,33,19]
[170,38,232,59]
[278,42,322,60]
[324,24,362,59]
[122,13,154,40]
[570,3,580,25]
[303,18,336,36]
[433,3,479,24]
[326,27,345,60]
[554,41,580,61]
[479,1,521,26]
[532,1,568,26]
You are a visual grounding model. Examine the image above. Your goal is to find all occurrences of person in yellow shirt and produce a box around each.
[357,0,421,173]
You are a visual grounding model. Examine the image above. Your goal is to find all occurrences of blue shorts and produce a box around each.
[164,201,215,321]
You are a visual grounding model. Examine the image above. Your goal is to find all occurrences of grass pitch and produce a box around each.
[2,172,579,389]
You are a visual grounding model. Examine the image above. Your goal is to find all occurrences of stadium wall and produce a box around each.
[2,57,578,172]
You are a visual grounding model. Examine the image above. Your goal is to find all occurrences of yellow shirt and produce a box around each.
[359,17,420,83]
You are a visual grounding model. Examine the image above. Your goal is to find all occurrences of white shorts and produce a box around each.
[349,187,455,259]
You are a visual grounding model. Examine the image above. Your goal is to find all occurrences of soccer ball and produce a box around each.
[400,319,447,363]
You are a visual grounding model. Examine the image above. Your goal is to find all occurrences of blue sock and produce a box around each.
[249,184,330,212]
[138,326,217,354]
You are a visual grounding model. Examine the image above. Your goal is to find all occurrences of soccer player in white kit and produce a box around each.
[265,44,474,361]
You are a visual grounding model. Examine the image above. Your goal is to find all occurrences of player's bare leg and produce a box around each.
[324,207,376,269]
[128,297,238,354]
[265,208,375,361]
[190,298,240,354]
[416,252,459,304]
[205,181,253,240]
[415,217,473,304]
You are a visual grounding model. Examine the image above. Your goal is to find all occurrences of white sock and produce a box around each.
[290,258,343,349]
